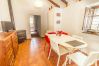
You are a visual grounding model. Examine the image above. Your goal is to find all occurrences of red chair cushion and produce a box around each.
[61,31,68,35]
[57,31,68,35]
[48,32,56,34]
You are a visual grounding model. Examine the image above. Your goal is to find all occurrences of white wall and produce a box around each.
[0,0,11,21]
[0,0,48,38]
[48,7,63,31]
[1,0,98,38]
[11,0,49,38]
[61,0,99,35]
[0,0,11,31]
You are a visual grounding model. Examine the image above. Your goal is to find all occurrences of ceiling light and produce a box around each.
[34,0,43,7]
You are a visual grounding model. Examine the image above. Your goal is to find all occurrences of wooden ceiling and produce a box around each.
[48,0,81,8]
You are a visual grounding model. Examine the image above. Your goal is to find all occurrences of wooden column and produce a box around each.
[8,0,15,30]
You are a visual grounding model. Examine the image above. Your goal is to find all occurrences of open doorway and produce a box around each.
[29,15,41,37]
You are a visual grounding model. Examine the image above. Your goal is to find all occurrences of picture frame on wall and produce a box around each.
[56,20,60,24]
[56,13,61,17]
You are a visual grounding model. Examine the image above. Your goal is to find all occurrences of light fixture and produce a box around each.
[34,0,43,7]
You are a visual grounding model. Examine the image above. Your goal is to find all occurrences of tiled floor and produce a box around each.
[14,37,99,66]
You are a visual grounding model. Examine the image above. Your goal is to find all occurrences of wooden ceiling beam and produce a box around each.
[61,0,68,7]
[48,0,60,8]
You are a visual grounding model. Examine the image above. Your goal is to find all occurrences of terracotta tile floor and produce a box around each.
[14,37,99,66]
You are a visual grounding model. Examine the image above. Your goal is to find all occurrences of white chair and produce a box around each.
[67,52,99,66]
[48,40,71,66]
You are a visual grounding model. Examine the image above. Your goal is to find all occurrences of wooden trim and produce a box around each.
[48,0,60,8]
[61,0,68,7]
[8,0,15,30]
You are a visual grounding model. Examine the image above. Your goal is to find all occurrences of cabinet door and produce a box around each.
[11,32,18,57]
[0,41,6,66]
[4,36,13,53]
[6,47,14,66]
[4,36,14,66]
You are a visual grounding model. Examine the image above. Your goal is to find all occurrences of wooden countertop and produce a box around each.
[0,32,13,40]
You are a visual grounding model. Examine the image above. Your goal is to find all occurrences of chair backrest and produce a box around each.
[45,35,50,44]
[84,52,99,66]
[45,32,56,44]
[50,40,60,55]
[48,32,56,34]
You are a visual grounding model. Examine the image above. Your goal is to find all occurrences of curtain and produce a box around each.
[82,7,95,32]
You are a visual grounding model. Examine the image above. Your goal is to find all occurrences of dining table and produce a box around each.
[46,33,88,66]
[47,34,88,49]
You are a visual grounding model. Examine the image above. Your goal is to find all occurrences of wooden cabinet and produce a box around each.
[0,40,6,66]
[11,32,18,56]
[17,30,26,43]
[0,31,19,66]
[4,36,14,66]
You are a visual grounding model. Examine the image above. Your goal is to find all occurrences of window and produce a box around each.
[83,6,99,34]
[91,8,99,31]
